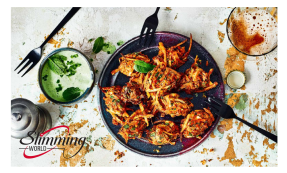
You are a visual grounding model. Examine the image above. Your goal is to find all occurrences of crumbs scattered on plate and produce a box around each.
[153,149,160,153]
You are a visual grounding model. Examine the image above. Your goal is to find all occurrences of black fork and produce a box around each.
[138,7,160,47]
[14,7,81,77]
[205,97,277,143]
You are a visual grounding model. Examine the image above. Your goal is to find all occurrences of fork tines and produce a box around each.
[139,27,155,47]
[14,58,33,74]
[14,57,35,77]
[14,51,37,77]
[204,97,223,112]
[138,7,160,47]
[208,97,223,105]
[14,47,42,77]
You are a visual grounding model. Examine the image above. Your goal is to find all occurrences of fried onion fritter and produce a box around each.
[180,108,215,139]
[128,72,146,91]
[146,120,180,145]
[150,93,193,118]
[153,34,192,69]
[143,65,181,99]
[111,52,150,76]
[121,81,146,105]
[179,56,218,94]
[102,86,130,125]
[118,103,154,143]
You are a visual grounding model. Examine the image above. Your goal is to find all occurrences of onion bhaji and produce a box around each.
[111,52,150,76]
[180,108,215,139]
[121,81,146,105]
[151,93,193,117]
[102,86,130,125]
[146,120,180,145]
[143,65,181,99]
[179,55,218,94]
[118,103,154,143]
[153,34,192,69]
[128,72,146,91]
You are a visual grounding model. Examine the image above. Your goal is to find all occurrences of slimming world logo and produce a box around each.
[19,125,87,159]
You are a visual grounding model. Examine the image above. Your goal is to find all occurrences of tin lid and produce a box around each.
[226,70,246,89]
[11,98,39,139]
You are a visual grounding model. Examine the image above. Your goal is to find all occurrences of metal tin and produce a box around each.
[38,47,95,105]
[11,98,52,139]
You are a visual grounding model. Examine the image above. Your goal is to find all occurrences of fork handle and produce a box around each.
[234,116,277,143]
[154,7,160,15]
[40,7,81,49]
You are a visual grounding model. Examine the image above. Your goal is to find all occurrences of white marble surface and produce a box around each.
[11,7,277,167]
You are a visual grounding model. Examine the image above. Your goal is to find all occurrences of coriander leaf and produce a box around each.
[67,70,76,76]
[150,132,155,137]
[188,132,193,136]
[102,42,116,54]
[117,40,124,46]
[67,60,74,65]
[63,87,81,101]
[88,38,94,43]
[71,54,78,58]
[56,84,63,92]
[69,63,81,70]
[67,63,81,76]
[123,124,129,129]
[56,79,60,83]
[93,37,104,54]
[42,74,48,81]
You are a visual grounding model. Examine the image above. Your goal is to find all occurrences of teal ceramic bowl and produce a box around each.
[38,47,95,105]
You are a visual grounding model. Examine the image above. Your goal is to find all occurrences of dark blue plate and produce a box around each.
[98,31,224,157]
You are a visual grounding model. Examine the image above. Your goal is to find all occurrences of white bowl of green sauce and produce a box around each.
[38,48,95,105]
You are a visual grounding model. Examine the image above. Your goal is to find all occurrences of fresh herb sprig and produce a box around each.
[71,54,78,58]
[63,87,81,101]
[134,60,155,73]
[92,37,123,55]
[93,37,104,54]
[48,55,67,75]
[102,42,116,54]
[67,63,81,77]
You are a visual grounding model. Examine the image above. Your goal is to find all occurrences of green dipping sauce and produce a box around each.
[41,50,93,102]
